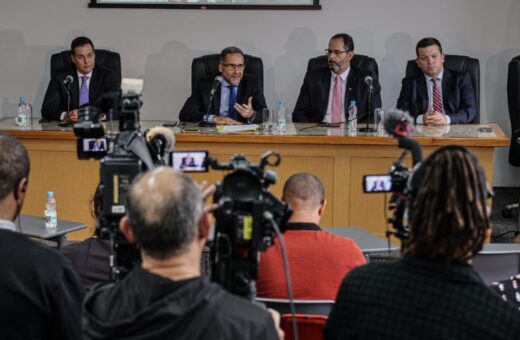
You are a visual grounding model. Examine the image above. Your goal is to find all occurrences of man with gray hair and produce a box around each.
[257,172,365,300]
[0,133,84,339]
[82,167,283,340]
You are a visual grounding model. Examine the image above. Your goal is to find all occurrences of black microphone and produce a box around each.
[63,75,74,86]
[201,76,223,126]
[146,126,176,165]
[384,109,422,166]
[364,75,373,90]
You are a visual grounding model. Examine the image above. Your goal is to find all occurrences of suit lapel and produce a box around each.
[441,69,453,108]
[345,68,356,116]
[319,70,331,117]
[417,75,429,114]
[71,72,80,109]
[89,66,100,107]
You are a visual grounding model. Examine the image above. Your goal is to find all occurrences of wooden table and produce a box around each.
[0,118,508,240]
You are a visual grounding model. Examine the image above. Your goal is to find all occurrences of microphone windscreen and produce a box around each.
[384,109,414,137]
[146,126,176,152]
[364,75,373,85]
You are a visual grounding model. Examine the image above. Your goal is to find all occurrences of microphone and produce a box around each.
[364,76,373,90]
[63,75,74,86]
[384,109,422,166]
[210,76,223,96]
[146,126,176,164]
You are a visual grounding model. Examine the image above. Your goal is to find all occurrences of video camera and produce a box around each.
[363,109,423,242]
[207,151,292,300]
[74,79,174,281]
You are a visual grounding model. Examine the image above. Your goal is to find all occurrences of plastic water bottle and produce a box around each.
[45,191,58,229]
[16,96,32,127]
[347,100,357,132]
[276,99,287,130]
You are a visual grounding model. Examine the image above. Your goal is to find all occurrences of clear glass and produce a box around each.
[375,108,385,132]
[15,101,32,128]
[262,108,275,133]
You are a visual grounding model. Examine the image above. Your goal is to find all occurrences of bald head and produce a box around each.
[0,133,30,201]
[127,167,203,260]
[282,173,325,209]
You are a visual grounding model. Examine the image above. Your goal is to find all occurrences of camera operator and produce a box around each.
[324,146,520,339]
[256,172,365,300]
[0,133,84,339]
[82,167,283,340]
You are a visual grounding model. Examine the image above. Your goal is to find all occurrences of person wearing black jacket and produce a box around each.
[179,46,267,125]
[82,168,283,340]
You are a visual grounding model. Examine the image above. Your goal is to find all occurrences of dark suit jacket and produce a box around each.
[292,66,382,123]
[396,69,477,124]
[179,74,267,123]
[41,65,119,121]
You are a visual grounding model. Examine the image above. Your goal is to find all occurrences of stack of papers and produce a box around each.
[216,124,260,134]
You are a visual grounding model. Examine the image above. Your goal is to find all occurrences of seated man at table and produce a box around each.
[292,33,382,124]
[0,132,84,339]
[82,168,283,339]
[41,36,119,123]
[324,146,520,339]
[256,172,366,300]
[396,37,477,125]
[179,47,267,125]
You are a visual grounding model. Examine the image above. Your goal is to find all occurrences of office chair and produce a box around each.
[502,56,520,222]
[472,243,520,285]
[306,54,379,77]
[255,297,334,316]
[281,314,328,340]
[191,53,264,94]
[405,54,480,123]
[50,49,122,87]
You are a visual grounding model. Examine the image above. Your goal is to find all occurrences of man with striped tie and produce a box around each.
[397,37,477,125]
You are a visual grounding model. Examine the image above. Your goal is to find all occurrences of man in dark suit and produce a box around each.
[41,36,119,122]
[292,33,382,123]
[396,37,477,125]
[179,47,267,125]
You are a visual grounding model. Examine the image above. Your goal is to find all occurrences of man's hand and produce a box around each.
[199,181,218,213]
[234,96,255,119]
[213,116,241,125]
[267,308,285,340]
[68,109,79,123]
[423,109,448,126]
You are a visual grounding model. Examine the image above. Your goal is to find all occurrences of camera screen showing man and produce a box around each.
[84,138,107,152]
[172,151,207,172]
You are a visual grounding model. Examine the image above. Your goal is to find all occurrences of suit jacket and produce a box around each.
[396,68,477,124]
[41,65,119,121]
[179,74,267,123]
[292,66,382,123]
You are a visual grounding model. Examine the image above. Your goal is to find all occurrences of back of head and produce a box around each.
[404,146,490,264]
[0,133,30,201]
[283,172,324,209]
[415,37,443,57]
[126,167,203,260]
[71,36,94,54]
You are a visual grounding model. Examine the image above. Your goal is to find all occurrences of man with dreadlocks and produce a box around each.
[324,146,520,340]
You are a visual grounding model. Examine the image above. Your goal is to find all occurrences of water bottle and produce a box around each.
[276,99,287,130]
[45,191,58,229]
[16,96,32,127]
[347,100,357,132]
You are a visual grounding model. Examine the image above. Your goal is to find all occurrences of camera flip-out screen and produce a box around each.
[363,174,392,193]
[77,137,108,160]
[171,151,208,172]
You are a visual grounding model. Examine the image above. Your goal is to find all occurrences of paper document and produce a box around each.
[216,124,260,133]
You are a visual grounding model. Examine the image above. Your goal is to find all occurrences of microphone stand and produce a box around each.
[199,82,219,127]
[59,82,73,127]
[359,86,376,133]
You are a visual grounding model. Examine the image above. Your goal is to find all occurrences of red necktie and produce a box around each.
[431,78,443,113]
[332,76,342,123]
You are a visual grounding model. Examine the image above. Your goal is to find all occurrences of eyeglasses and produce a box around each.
[324,49,349,56]
[221,63,245,70]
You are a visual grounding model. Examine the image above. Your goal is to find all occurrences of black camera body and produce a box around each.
[207,151,291,299]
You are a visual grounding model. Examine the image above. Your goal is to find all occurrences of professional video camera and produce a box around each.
[207,151,292,300]
[73,79,175,281]
[362,109,423,242]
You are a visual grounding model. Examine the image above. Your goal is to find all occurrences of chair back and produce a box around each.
[191,53,264,93]
[255,297,334,316]
[508,55,520,166]
[281,314,328,340]
[306,54,379,77]
[472,243,520,285]
[50,49,122,87]
[405,54,480,123]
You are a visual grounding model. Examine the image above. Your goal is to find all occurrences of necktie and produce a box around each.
[431,78,443,113]
[228,84,238,119]
[79,76,89,107]
[332,76,342,123]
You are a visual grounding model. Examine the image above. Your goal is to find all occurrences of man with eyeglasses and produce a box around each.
[396,37,477,125]
[293,33,381,124]
[180,46,267,125]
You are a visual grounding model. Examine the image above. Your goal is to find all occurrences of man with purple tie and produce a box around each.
[41,37,119,122]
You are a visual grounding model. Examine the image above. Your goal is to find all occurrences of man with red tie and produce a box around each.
[396,37,477,125]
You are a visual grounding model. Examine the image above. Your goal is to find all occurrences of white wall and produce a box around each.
[0,0,519,185]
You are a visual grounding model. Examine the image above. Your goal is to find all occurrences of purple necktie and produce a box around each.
[79,76,89,107]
